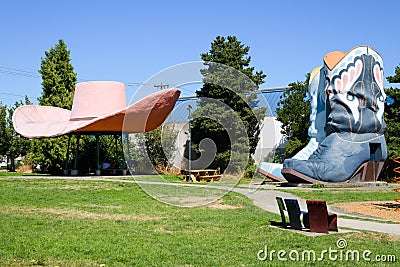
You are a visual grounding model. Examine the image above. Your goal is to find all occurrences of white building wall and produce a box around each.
[168,116,285,170]
[253,117,286,164]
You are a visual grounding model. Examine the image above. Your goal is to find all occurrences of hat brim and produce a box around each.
[13,89,180,138]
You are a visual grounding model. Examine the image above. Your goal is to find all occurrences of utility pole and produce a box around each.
[154,82,169,90]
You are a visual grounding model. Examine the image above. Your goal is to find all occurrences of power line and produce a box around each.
[0,90,38,105]
[126,82,174,88]
[126,82,197,95]
[0,66,38,74]
[154,82,169,89]
[0,65,200,98]
[0,96,37,105]
[0,67,40,78]
[0,92,37,99]
[0,96,24,102]
[126,82,152,87]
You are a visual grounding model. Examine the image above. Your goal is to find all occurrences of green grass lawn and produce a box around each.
[0,171,30,177]
[0,171,48,177]
[0,178,399,266]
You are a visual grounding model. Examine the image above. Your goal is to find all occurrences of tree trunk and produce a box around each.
[9,156,15,172]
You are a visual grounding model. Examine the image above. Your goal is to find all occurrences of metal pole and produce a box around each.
[73,134,80,173]
[114,133,120,168]
[125,133,132,173]
[64,134,71,172]
[96,133,100,173]
[120,134,127,170]
[187,104,192,182]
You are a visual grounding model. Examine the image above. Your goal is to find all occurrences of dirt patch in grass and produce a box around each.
[16,165,33,173]
[206,199,243,210]
[1,206,164,221]
[71,203,123,210]
[56,184,125,191]
[160,196,244,209]
[334,201,400,222]
[162,196,218,206]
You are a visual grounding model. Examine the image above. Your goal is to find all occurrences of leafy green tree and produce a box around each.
[192,36,266,174]
[275,75,310,162]
[0,98,31,171]
[387,65,400,83]
[384,64,400,181]
[145,125,178,172]
[122,125,178,174]
[0,104,8,167]
[30,40,77,174]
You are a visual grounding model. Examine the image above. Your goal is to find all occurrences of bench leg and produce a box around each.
[303,213,310,229]
[328,214,338,232]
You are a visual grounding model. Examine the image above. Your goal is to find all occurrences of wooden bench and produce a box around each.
[284,198,309,230]
[306,200,338,233]
[181,169,221,182]
[198,175,222,182]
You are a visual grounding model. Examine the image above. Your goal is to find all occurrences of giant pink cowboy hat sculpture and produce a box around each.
[12,81,180,175]
[13,81,181,138]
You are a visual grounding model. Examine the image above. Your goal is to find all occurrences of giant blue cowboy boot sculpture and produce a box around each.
[291,66,327,160]
[257,65,327,182]
[282,46,387,183]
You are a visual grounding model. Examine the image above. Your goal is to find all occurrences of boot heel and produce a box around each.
[348,141,386,183]
[347,162,369,183]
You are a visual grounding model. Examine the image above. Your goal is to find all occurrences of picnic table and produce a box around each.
[181,169,221,182]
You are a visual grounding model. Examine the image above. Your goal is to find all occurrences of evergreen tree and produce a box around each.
[30,40,77,174]
[384,64,400,181]
[191,36,266,174]
[387,65,400,83]
[38,40,76,108]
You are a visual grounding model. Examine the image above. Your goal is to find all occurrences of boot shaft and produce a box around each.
[324,46,386,137]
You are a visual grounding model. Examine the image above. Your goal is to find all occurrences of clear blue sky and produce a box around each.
[1,0,399,106]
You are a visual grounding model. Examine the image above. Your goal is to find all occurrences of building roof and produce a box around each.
[167,87,287,123]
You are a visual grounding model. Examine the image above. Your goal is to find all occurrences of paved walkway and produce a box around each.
[8,175,400,236]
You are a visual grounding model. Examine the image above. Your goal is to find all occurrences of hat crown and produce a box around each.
[70,81,126,120]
